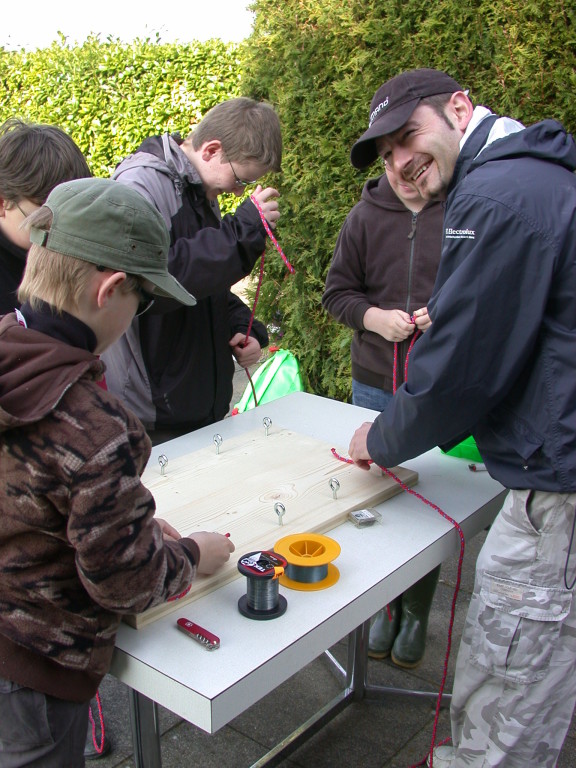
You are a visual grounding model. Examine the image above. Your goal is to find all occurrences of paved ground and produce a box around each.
[89,365,576,767]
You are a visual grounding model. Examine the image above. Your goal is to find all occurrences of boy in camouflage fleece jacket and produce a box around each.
[0,178,234,767]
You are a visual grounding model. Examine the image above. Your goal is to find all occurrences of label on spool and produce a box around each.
[238,550,287,579]
[237,550,289,620]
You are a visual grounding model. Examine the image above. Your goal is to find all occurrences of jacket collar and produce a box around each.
[448,113,500,194]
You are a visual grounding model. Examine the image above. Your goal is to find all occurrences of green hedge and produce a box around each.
[0,34,242,180]
[242,0,576,401]
[2,3,575,403]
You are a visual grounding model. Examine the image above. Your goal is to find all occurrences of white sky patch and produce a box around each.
[2,1,254,50]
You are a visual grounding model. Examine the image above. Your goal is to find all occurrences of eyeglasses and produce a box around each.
[134,284,155,316]
[228,160,259,188]
[12,200,39,218]
[96,266,155,316]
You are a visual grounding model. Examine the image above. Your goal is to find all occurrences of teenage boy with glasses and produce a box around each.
[105,97,283,446]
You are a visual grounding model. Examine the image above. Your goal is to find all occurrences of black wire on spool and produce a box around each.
[284,564,329,583]
[237,550,288,620]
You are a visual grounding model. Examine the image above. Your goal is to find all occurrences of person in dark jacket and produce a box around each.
[323,165,443,668]
[0,178,234,768]
[103,97,282,444]
[348,68,576,767]
[0,118,91,315]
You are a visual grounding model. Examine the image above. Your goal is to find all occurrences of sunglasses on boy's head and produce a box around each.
[96,265,155,316]
[133,284,155,316]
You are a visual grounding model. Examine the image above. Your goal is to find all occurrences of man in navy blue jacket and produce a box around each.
[348,68,576,767]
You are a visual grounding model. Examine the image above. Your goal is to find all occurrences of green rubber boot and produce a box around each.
[368,598,401,659]
[391,565,441,669]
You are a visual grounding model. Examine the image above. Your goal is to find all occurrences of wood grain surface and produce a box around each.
[125,426,418,628]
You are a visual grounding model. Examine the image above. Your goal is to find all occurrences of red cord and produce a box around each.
[88,690,106,755]
[388,326,421,635]
[331,447,465,768]
[392,321,420,394]
[245,366,260,407]
[242,242,266,345]
[241,249,267,406]
[249,195,295,275]
[237,195,295,408]
[167,584,192,602]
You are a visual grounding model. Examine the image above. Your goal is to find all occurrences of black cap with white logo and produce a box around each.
[350,68,463,169]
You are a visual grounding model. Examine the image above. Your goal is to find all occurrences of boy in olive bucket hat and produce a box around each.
[0,178,235,767]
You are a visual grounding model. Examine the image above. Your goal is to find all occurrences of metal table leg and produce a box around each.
[248,620,370,768]
[325,619,452,706]
[127,618,447,768]
[129,689,163,768]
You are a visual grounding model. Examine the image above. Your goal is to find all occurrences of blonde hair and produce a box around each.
[18,206,138,313]
[190,97,282,171]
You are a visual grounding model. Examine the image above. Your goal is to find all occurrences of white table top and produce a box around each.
[110,392,505,733]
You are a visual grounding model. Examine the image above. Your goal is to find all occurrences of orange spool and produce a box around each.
[274,533,340,591]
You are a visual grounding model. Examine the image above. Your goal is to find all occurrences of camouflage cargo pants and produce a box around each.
[450,489,576,767]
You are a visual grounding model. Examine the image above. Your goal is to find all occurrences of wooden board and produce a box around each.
[125,426,418,628]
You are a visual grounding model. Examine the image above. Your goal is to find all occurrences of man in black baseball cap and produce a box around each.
[350,68,463,170]
[348,68,576,767]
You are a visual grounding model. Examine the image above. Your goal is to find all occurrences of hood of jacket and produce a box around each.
[454,115,576,189]
[112,133,201,192]
[0,313,103,432]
